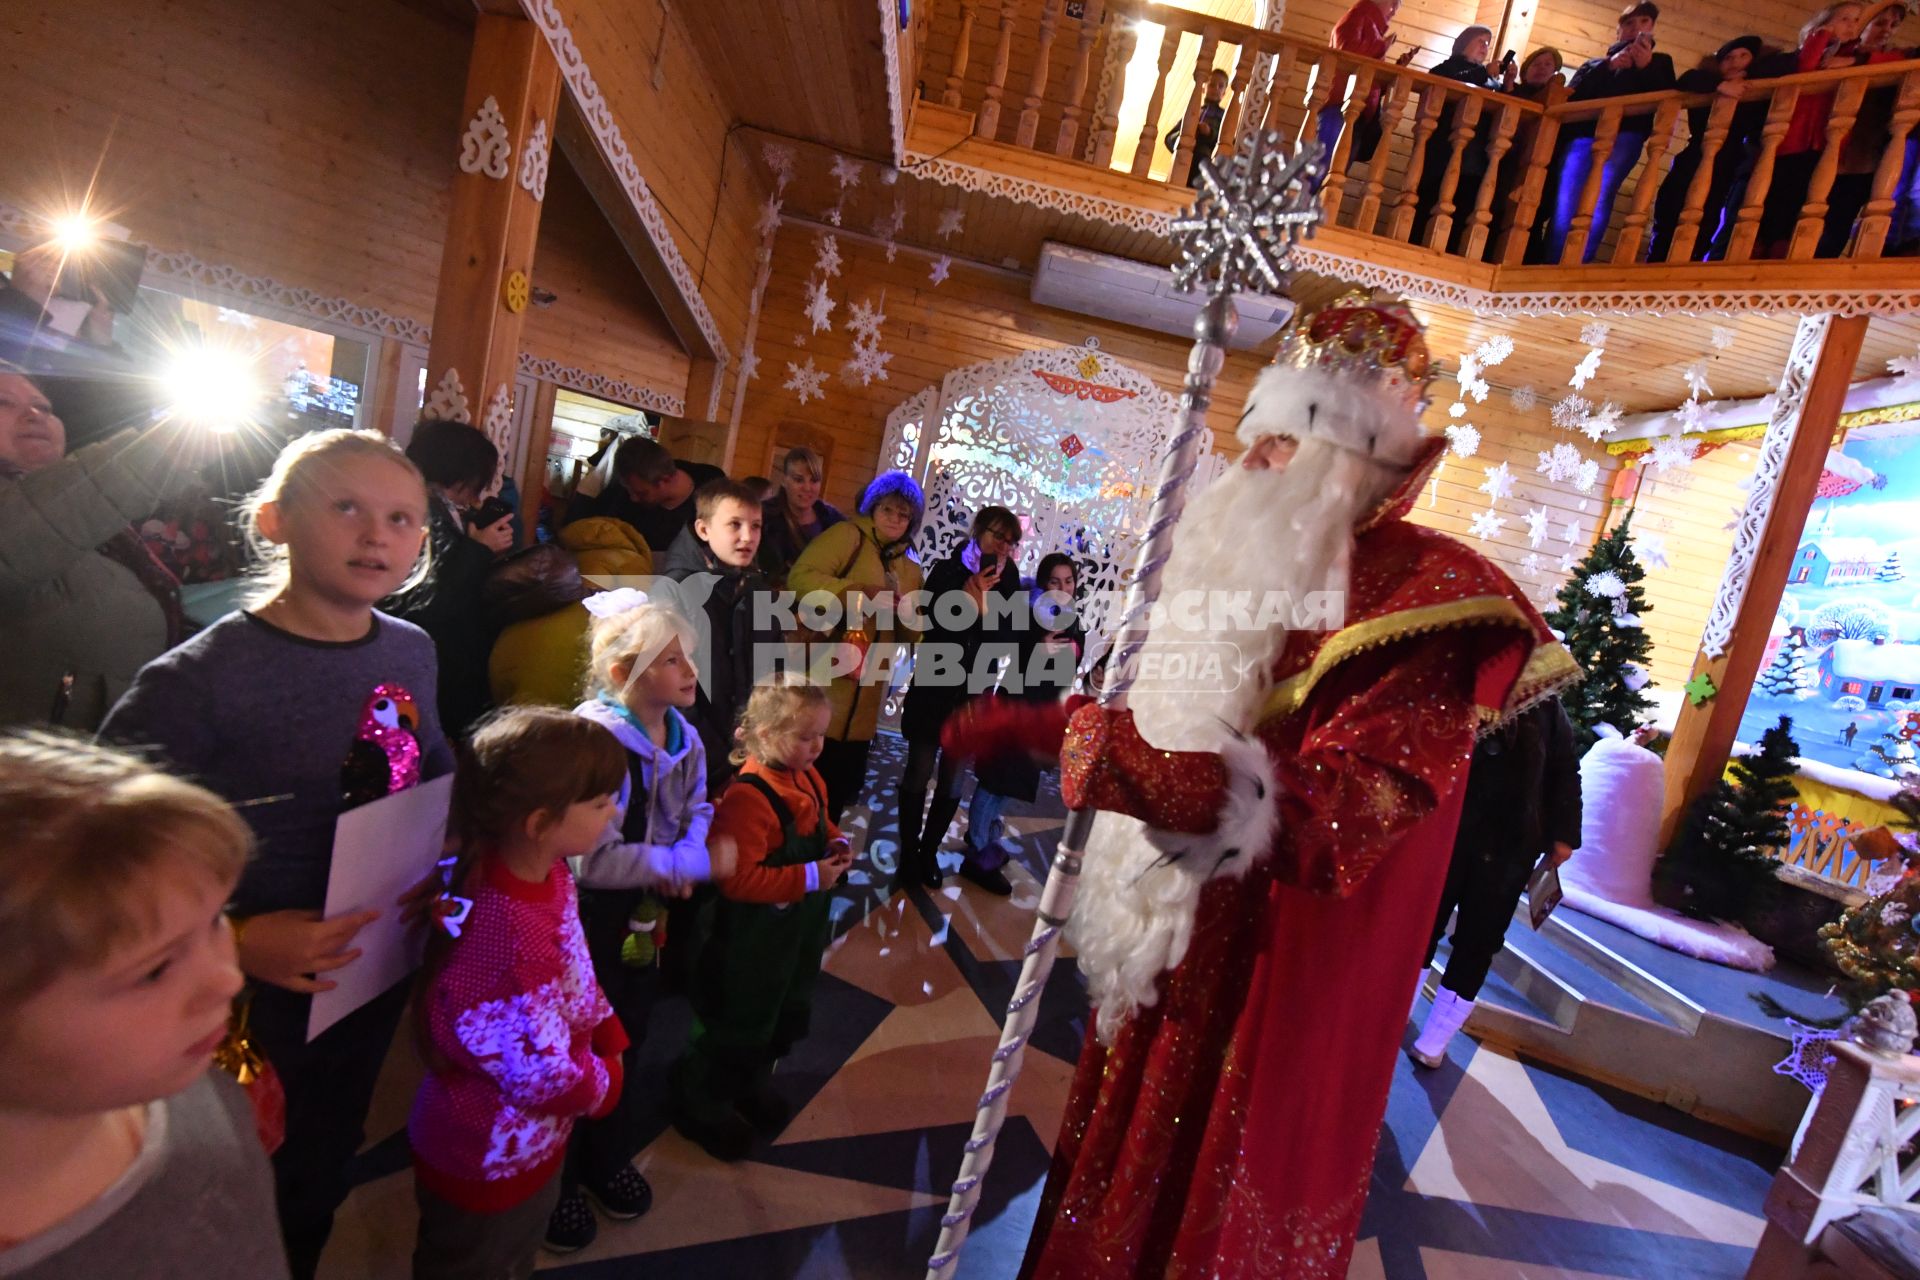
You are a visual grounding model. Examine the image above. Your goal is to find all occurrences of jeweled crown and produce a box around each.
[1273,291,1434,415]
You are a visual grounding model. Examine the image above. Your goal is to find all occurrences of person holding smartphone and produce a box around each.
[895,505,1025,891]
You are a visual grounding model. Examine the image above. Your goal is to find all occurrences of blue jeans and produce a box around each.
[1537,130,1646,263]
[964,785,1011,872]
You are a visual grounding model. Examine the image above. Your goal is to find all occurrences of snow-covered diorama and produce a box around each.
[1739,434,1920,778]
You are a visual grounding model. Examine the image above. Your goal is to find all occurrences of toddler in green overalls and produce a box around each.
[671,674,855,1161]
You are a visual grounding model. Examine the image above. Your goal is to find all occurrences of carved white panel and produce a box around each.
[483,382,513,443]
[515,352,683,416]
[424,367,471,423]
[879,384,934,478]
[459,95,513,180]
[518,117,551,200]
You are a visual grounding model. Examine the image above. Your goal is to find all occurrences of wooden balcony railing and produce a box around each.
[920,0,1920,272]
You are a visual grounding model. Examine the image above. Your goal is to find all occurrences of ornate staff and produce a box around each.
[924,134,1324,1279]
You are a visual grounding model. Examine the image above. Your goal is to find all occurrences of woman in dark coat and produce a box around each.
[896,504,1025,890]
[1647,36,1765,263]
[1409,694,1582,1067]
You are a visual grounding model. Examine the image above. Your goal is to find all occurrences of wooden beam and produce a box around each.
[520,378,559,535]
[1656,313,1870,850]
[424,14,561,443]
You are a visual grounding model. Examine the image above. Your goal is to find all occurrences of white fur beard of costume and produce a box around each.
[1071,439,1405,1042]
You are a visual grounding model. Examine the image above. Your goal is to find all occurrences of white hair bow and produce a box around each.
[583,588,651,619]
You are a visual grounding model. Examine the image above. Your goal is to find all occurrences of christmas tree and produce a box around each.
[1820,785,1920,1006]
[1856,711,1920,780]
[1655,714,1799,922]
[1757,629,1815,700]
[1880,549,1908,583]
[1543,515,1656,746]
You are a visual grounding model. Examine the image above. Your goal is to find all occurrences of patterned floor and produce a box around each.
[322,732,1783,1279]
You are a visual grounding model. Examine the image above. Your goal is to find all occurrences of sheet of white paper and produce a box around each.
[307,774,454,1042]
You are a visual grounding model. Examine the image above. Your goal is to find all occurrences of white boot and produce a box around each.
[1408,986,1475,1069]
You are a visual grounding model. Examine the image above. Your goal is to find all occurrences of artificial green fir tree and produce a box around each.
[1655,714,1800,922]
[1543,515,1656,746]
[1820,786,1920,1005]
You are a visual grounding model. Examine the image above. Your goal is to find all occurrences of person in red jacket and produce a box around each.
[407,708,631,1280]
[1315,0,1417,174]
[671,675,855,1162]
[1755,2,1866,257]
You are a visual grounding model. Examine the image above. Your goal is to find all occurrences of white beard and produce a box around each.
[1071,440,1404,1042]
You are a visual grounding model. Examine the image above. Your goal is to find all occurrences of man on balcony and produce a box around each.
[1530,1,1676,263]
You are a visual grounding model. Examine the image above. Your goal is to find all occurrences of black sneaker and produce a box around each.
[673,1108,755,1162]
[958,861,1013,896]
[585,1164,653,1220]
[544,1189,598,1253]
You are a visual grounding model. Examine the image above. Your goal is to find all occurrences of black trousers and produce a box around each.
[251,980,412,1280]
[898,738,962,876]
[562,887,664,1196]
[1423,845,1539,1002]
[815,735,875,824]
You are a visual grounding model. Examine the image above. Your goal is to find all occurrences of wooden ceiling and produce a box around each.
[679,0,896,159]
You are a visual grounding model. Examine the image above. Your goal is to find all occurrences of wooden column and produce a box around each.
[1017,0,1063,149]
[424,14,561,452]
[1657,314,1870,849]
[943,2,978,109]
[1054,0,1104,157]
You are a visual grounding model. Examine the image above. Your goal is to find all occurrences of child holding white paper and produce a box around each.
[99,429,453,1280]
[408,706,630,1280]
[542,592,727,1253]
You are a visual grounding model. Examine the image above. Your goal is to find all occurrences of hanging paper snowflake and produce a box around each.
[783,358,826,404]
[1463,375,1490,404]
[928,255,952,285]
[1575,459,1601,494]
[804,279,836,334]
[831,154,864,190]
[1446,423,1481,458]
[1524,506,1552,548]
[1479,461,1516,501]
[1676,396,1712,433]
[1578,401,1623,443]
[1637,532,1671,570]
[1647,434,1699,474]
[1473,334,1515,368]
[1890,348,1920,382]
[1521,551,1543,576]
[884,241,899,264]
[846,297,886,345]
[1559,552,1578,572]
[1711,325,1738,351]
[1449,401,1467,418]
[755,197,783,238]
[1551,394,1593,430]
[1584,568,1626,600]
[1579,321,1611,348]
[1469,509,1507,541]
[761,141,796,190]
[1511,384,1538,412]
[1681,359,1714,400]
[841,340,894,387]
[1570,348,1603,389]
[1537,441,1582,483]
[815,233,843,279]
[740,350,761,382]
[937,208,965,239]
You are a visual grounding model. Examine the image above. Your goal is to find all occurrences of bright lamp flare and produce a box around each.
[162,346,265,432]
[49,213,99,252]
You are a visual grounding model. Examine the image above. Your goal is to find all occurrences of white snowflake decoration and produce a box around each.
[1479,461,1516,501]
[884,241,899,263]
[783,358,827,404]
[1551,394,1592,430]
[1562,519,1581,543]
[1521,552,1543,576]
[755,197,783,238]
[1537,442,1582,484]
[1578,401,1623,443]
[1469,509,1507,541]
[1890,347,1920,383]
[1473,334,1515,368]
[761,141,796,190]
[1570,348,1604,390]
[1584,569,1626,599]
[1574,459,1601,494]
[831,154,864,190]
[1637,532,1670,570]
[804,279,836,333]
[1448,401,1467,418]
[1579,321,1611,348]
[937,208,964,239]
[815,233,843,279]
[457,96,511,180]
[1559,552,1578,572]
[1511,384,1538,412]
[1647,434,1699,474]
[928,255,952,285]
[846,298,886,345]
[825,205,843,227]
[1681,359,1714,399]
[1462,375,1490,403]
[1524,507,1552,548]
[1676,396,1712,433]
[1446,423,1481,458]
[740,350,761,382]
[841,340,894,387]
[1711,325,1738,351]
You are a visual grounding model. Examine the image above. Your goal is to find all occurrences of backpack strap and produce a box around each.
[737,772,797,846]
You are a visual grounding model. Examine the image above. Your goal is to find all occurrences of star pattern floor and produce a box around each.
[321,732,1784,1279]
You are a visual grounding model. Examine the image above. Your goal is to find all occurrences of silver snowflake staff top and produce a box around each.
[1169,134,1324,299]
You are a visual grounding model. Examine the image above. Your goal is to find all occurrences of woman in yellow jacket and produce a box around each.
[787,471,925,822]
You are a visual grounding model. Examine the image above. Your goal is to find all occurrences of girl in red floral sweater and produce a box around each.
[407,707,630,1280]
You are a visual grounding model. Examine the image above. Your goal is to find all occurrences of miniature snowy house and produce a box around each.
[1819,637,1920,707]
[1792,538,1883,587]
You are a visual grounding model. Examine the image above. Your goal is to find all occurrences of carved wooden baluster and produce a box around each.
[976,5,1017,139]
[1296,51,1339,152]
[1215,40,1258,157]
[1260,44,1299,136]
[1170,28,1223,186]
[1054,0,1105,156]
[1356,70,1413,235]
[1427,90,1484,250]
[1561,104,1620,265]
[1668,89,1737,262]
[1391,83,1447,242]
[1320,61,1375,217]
[1130,23,1181,178]
[1018,0,1064,149]
[1856,69,1920,256]
[1091,14,1140,167]
[1496,84,1565,264]
[1611,96,1683,264]
[943,2,978,109]
[1462,96,1520,260]
[1791,76,1868,259]
[1728,85,1800,262]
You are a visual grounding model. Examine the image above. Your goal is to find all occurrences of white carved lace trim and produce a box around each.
[879,0,907,165]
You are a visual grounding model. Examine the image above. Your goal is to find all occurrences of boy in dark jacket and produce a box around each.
[1410,695,1582,1067]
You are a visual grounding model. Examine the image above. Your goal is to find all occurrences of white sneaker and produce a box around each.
[1409,986,1475,1069]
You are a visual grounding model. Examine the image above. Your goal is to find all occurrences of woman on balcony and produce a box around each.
[1316,0,1415,175]
[1409,26,1513,252]
[1754,3,1866,259]
[1647,36,1765,263]
[1824,2,1918,256]
[1479,48,1565,261]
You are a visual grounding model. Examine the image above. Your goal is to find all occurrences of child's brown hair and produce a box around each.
[0,731,252,1016]
[695,477,768,524]
[732,673,829,766]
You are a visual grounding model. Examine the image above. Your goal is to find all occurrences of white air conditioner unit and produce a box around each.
[1030,241,1296,350]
